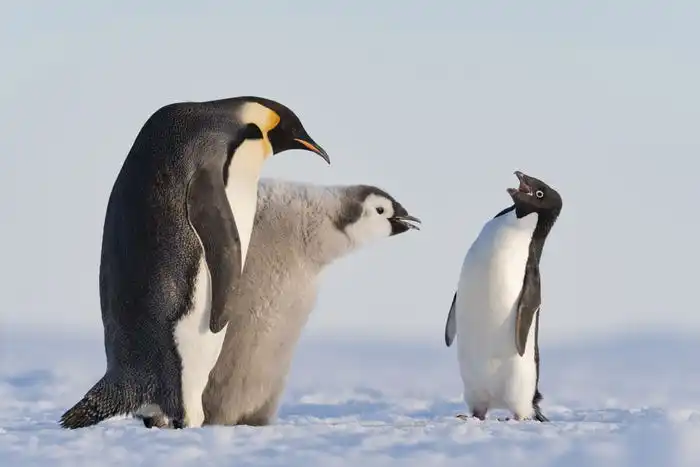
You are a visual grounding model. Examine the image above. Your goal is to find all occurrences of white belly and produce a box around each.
[225,138,268,269]
[173,257,229,427]
[455,210,539,418]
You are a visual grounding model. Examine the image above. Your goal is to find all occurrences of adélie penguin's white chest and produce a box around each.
[455,209,539,419]
[172,139,267,427]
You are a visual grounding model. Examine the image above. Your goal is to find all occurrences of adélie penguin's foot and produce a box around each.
[456,412,486,421]
[497,415,549,422]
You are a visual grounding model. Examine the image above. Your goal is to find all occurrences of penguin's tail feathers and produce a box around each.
[532,389,549,422]
[59,374,136,429]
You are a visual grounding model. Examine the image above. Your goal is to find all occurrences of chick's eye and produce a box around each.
[376,206,385,214]
[535,190,544,199]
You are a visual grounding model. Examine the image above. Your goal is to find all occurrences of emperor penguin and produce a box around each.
[140,178,420,428]
[444,171,562,422]
[59,97,330,430]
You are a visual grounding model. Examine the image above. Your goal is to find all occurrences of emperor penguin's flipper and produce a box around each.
[186,157,242,334]
[514,266,541,356]
[59,375,135,429]
[444,292,457,347]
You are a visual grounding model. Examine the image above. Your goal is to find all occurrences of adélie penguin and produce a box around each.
[444,170,562,422]
[59,96,330,429]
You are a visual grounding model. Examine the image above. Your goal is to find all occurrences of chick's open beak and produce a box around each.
[391,214,422,231]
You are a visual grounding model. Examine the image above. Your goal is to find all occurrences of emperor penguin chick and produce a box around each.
[59,97,329,430]
[193,178,420,426]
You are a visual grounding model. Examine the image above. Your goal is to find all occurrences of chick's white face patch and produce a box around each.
[344,194,394,245]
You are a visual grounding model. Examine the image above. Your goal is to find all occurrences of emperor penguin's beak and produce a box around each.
[294,138,330,164]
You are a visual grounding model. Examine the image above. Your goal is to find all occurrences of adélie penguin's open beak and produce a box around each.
[507,170,533,198]
[389,214,422,235]
[293,137,330,164]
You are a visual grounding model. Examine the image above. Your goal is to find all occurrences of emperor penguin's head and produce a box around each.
[507,170,563,220]
[235,96,330,163]
[336,185,421,246]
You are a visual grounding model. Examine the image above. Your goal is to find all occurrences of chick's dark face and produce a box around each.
[266,106,330,163]
[507,171,562,218]
[388,201,422,236]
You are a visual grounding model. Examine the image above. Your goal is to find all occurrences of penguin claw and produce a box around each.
[456,413,486,421]
[138,414,172,429]
[498,416,543,422]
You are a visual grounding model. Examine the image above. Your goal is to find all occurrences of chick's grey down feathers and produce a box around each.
[198,179,417,426]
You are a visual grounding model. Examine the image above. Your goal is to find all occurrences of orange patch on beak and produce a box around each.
[294,138,323,155]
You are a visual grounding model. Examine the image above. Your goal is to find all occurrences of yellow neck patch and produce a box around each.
[238,102,281,132]
[237,102,280,158]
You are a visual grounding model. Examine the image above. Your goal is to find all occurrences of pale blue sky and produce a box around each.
[1,1,699,344]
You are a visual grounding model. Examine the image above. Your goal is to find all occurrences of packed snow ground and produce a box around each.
[1,329,699,466]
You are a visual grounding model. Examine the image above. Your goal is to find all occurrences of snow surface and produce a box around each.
[1,329,699,467]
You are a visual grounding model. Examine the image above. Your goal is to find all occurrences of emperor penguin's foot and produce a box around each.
[172,419,185,429]
[134,404,173,429]
[140,414,171,429]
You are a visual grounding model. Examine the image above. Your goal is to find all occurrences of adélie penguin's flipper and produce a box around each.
[514,264,541,357]
[59,374,139,429]
[444,292,457,347]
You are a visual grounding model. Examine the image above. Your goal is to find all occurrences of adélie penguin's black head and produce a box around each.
[241,96,330,164]
[507,171,563,225]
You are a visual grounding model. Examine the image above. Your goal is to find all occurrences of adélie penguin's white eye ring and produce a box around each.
[535,190,544,199]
